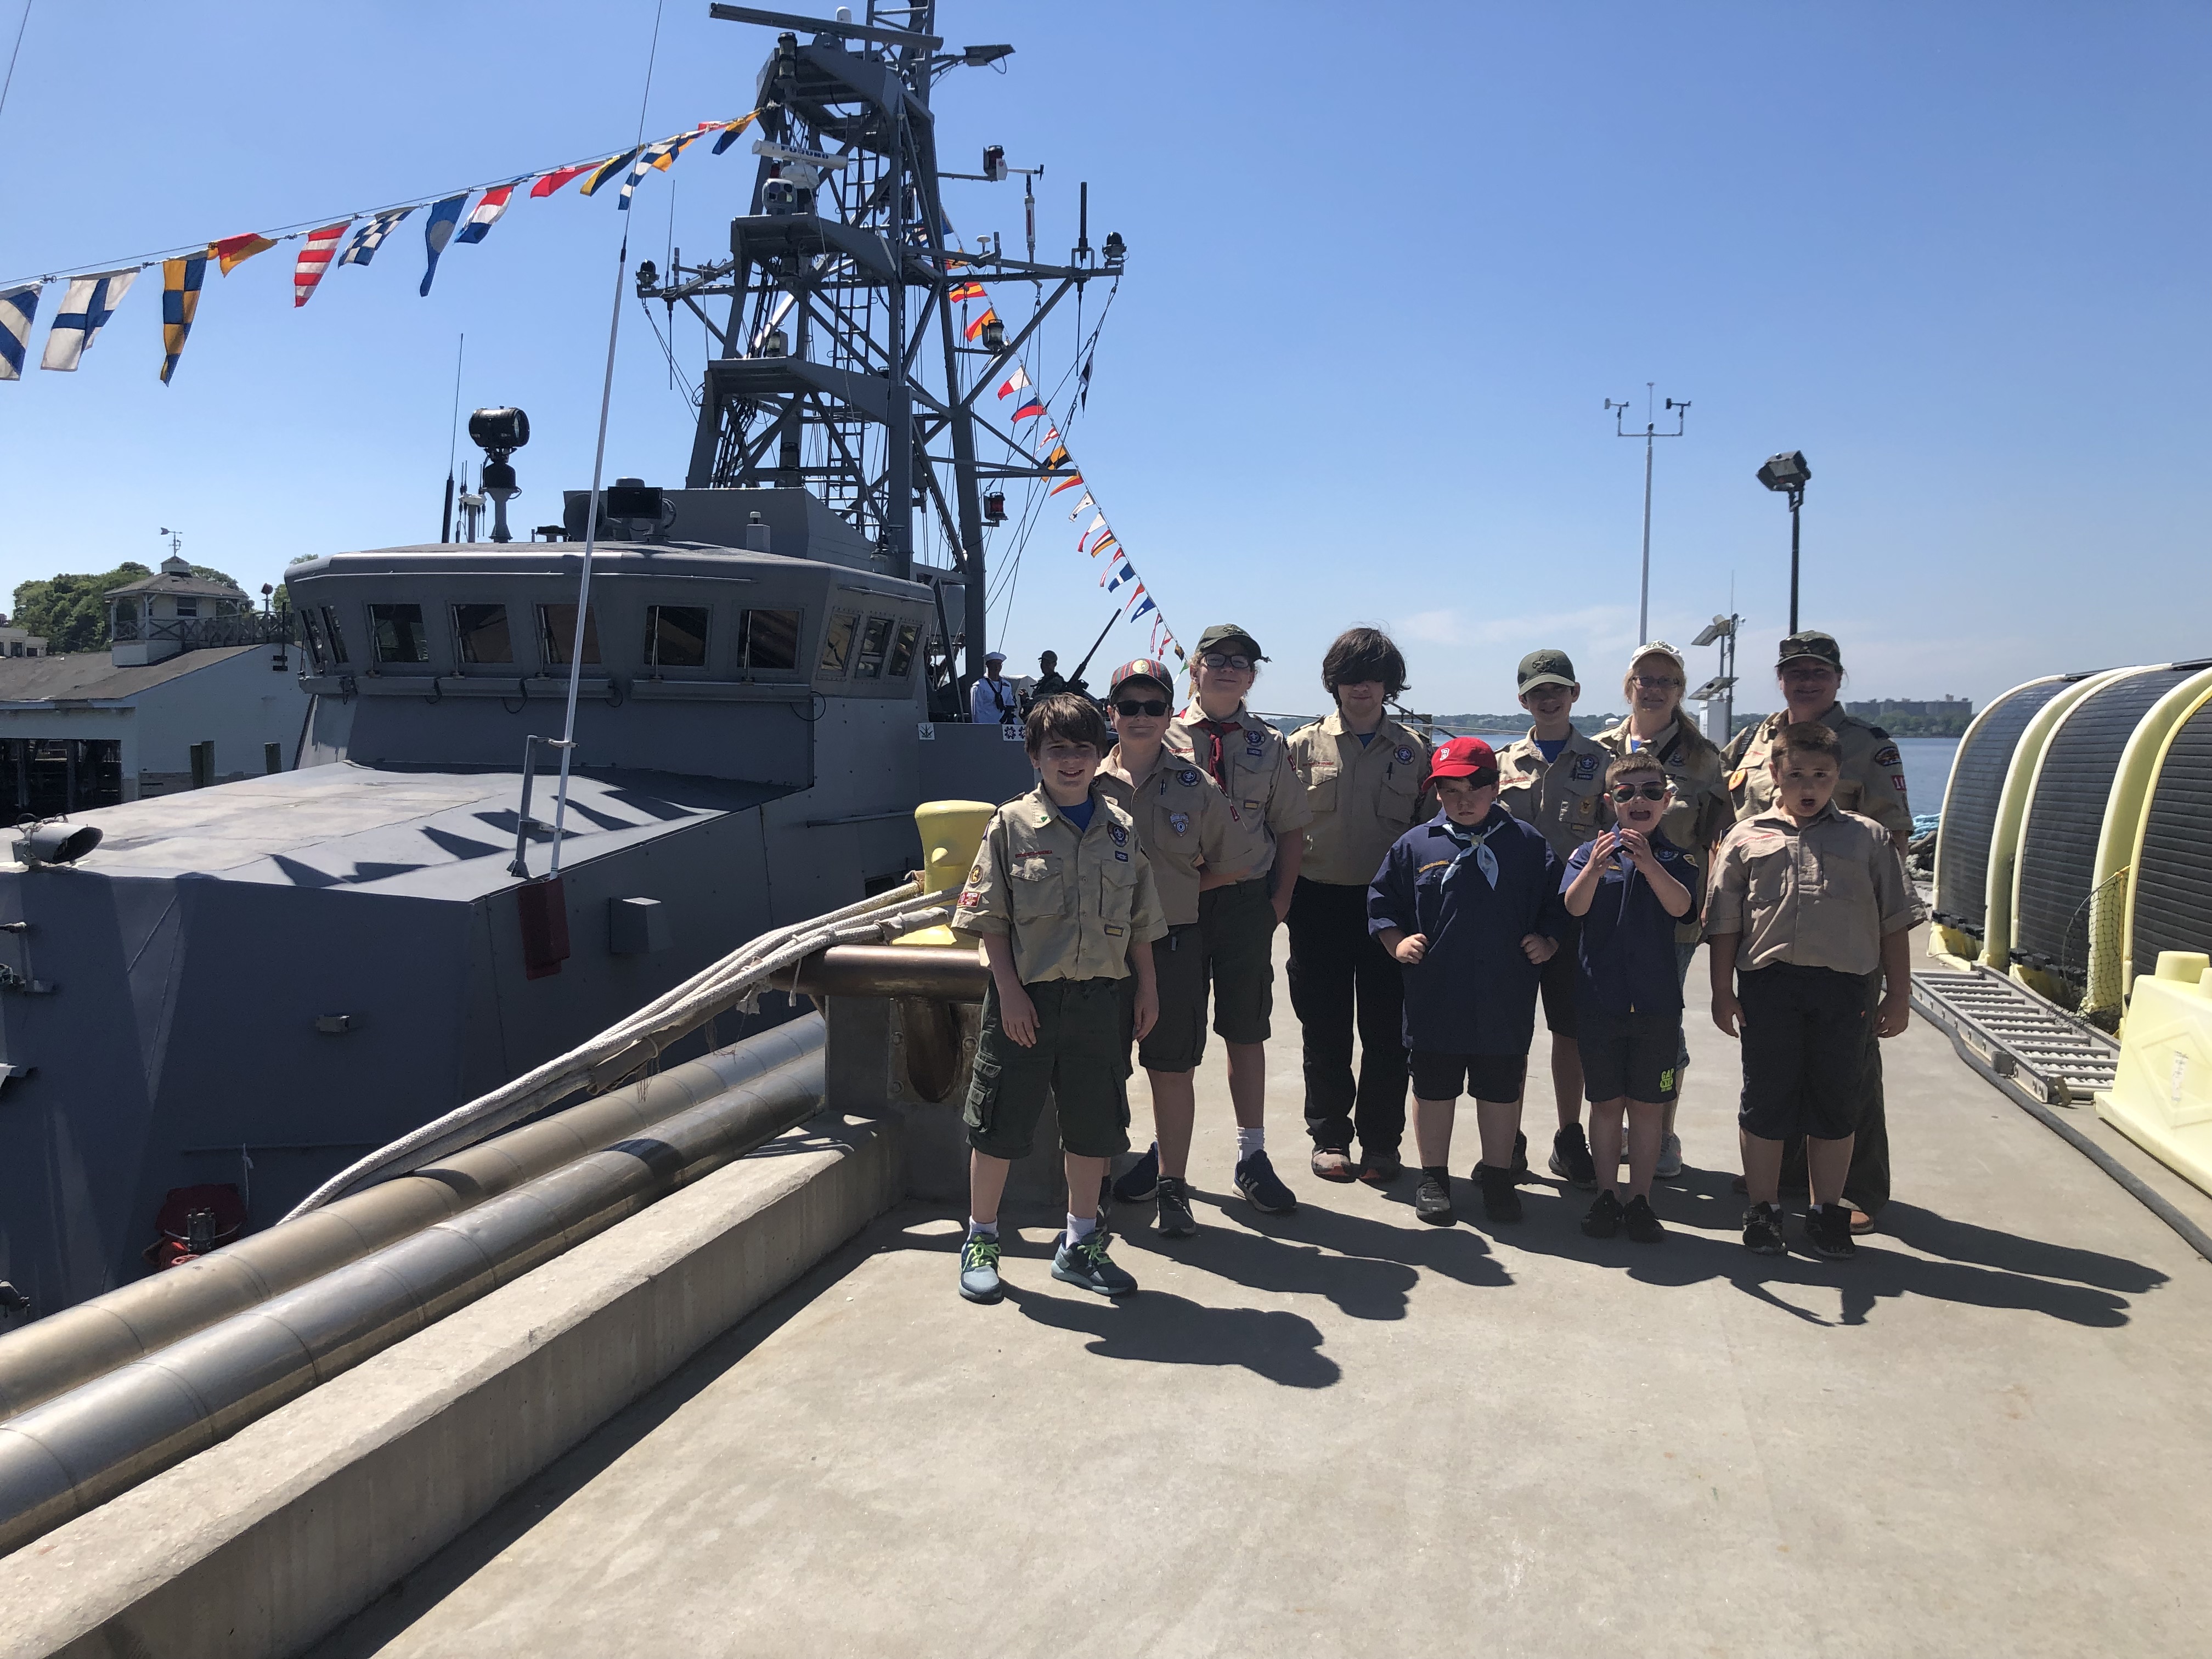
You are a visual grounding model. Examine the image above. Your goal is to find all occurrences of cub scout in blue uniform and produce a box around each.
[1368,736,1566,1229]
[1097,658,1240,1240]
[951,695,1164,1304]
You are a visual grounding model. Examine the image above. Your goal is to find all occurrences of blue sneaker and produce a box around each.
[958,1233,1003,1302]
[1052,1232,1137,1296]
[1111,1142,1161,1204]
[1234,1149,1297,1214]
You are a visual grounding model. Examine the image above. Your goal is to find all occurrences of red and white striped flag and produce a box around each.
[293,221,351,308]
[456,184,518,245]
[995,364,1030,400]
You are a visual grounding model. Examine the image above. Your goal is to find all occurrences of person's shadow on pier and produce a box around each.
[1001,1280,1341,1389]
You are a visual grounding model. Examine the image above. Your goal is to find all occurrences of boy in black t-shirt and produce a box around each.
[1560,753,1700,1243]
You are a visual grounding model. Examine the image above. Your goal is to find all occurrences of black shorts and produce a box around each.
[964,977,1132,1160]
[1410,1050,1528,1104]
[1539,914,1580,1037]
[1735,963,1878,1142]
[1576,1005,1684,1104]
[1199,877,1275,1045]
[1136,924,1209,1073]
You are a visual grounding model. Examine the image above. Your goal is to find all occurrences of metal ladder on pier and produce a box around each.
[1909,964,2119,1105]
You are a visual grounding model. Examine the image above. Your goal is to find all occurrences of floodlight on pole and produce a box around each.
[1756,449,1811,631]
[1606,385,1690,647]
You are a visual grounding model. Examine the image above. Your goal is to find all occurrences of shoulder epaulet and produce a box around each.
[1867,725,1891,740]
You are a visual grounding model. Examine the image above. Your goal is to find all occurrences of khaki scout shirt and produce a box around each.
[952,785,1167,983]
[1496,727,1611,863]
[1287,713,1433,887]
[1720,705,1914,841]
[1099,744,1240,928]
[1593,716,1734,944]
[1704,804,1923,977]
[1165,702,1313,883]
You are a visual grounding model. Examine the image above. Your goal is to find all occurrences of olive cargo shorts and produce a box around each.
[964,977,1133,1161]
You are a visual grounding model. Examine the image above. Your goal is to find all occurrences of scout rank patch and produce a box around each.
[1168,811,1190,834]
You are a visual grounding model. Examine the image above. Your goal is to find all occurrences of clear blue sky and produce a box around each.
[1,1,2203,715]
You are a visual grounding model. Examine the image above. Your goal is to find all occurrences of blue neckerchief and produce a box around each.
[1438,817,1502,889]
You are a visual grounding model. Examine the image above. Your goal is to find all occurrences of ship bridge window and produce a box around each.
[318,606,349,664]
[645,605,709,670]
[853,616,894,680]
[300,608,330,672]
[888,621,920,680]
[740,608,801,673]
[537,603,602,667]
[453,603,515,665]
[817,610,858,678]
[369,603,431,665]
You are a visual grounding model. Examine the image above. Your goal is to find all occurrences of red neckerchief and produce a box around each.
[1190,712,1244,793]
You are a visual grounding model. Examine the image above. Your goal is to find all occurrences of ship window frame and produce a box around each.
[301,607,331,673]
[817,610,859,680]
[318,606,349,664]
[452,602,516,667]
[853,615,894,681]
[536,603,602,669]
[368,603,432,668]
[738,607,803,678]
[887,620,921,681]
[643,604,711,674]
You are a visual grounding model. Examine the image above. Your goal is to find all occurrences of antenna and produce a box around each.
[441,334,465,544]
[1606,382,1690,646]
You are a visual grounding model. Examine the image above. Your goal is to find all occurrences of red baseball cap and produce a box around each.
[1108,658,1175,695]
[1430,736,1499,782]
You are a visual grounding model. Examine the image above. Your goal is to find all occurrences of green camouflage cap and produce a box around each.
[1776,630,1843,670]
[1516,647,1578,691]
[1194,623,1266,661]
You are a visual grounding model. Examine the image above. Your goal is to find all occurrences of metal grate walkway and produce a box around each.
[1910,964,2119,1105]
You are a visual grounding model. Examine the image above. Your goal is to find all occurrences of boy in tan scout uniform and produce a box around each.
[1115,623,1311,1215]
[1706,720,1921,1261]
[1718,629,1911,1233]
[952,695,1164,1304]
[1097,658,1241,1239]
[1494,648,1611,1191]
[1285,627,1432,1185]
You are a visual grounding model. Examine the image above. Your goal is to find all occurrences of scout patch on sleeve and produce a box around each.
[1892,775,1909,794]
[957,889,983,909]
[1109,824,1128,845]
[1726,768,1747,790]
[1168,812,1190,835]
[1177,768,1201,787]
[1871,743,1902,769]
[1395,745,1414,763]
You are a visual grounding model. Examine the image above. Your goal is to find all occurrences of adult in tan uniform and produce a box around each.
[1495,648,1611,1190]
[1114,623,1312,1215]
[1098,658,1241,1239]
[1285,627,1432,1184]
[1718,629,1912,1232]
[1592,642,1733,1178]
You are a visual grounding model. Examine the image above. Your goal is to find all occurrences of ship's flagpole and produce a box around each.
[548,0,667,879]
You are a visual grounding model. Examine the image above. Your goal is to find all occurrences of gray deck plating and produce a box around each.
[318,933,2212,1658]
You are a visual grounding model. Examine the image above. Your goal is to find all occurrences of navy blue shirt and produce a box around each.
[1368,805,1567,1056]
[1562,831,1703,1015]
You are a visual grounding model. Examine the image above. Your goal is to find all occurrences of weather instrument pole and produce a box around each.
[1755,450,1812,632]
[1605,385,1689,646]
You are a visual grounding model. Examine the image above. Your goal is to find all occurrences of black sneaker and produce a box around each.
[1234,1149,1297,1214]
[1623,1193,1666,1244]
[1808,1202,1858,1260]
[1549,1124,1598,1189]
[1358,1150,1404,1186]
[1476,1163,1523,1223]
[1742,1201,1787,1255]
[1113,1142,1161,1204]
[1155,1175,1197,1238]
[1511,1128,1530,1179]
[1414,1169,1455,1225]
[1581,1190,1623,1238]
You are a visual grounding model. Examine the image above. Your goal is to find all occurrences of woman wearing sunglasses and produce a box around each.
[1592,642,1733,1177]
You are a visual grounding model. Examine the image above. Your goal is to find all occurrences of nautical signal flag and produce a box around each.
[0,283,40,381]
[419,194,467,296]
[1129,594,1156,622]
[340,208,413,268]
[963,307,997,342]
[1103,561,1135,592]
[211,232,276,276]
[579,148,640,198]
[1013,396,1046,422]
[160,256,206,384]
[618,132,697,207]
[41,269,136,371]
[1042,444,1070,472]
[948,281,985,302]
[1065,492,1093,518]
[996,364,1030,399]
[531,163,592,198]
[455,185,516,245]
[293,222,350,306]
[1090,533,1118,559]
[1048,473,1085,496]
[709,111,759,155]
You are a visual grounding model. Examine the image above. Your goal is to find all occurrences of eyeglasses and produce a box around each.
[1113,698,1169,718]
[1632,675,1682,689]
[1199,652,1254,672]
[1609,782,1669,803]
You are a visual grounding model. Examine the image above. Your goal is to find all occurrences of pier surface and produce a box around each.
[318,933,2212,1658]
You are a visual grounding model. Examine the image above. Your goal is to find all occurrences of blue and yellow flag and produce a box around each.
[159,256,205,385]
[578,148,640,198]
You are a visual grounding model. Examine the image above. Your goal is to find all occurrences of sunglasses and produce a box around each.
[1199,652,1254,671]
[1609,782,1670,803]
[1113,698,1170,718]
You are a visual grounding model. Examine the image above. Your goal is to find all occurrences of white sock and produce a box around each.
[1237,1125,1265,1160]
[1064,1212,1097,1247]
[967,1218,997,1240]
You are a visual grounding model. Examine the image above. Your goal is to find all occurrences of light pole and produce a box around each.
[1606,385,1690,646]
[1756,450,1812,631]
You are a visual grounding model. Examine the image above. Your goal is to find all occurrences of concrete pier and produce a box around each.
[312,932,2212,1658]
